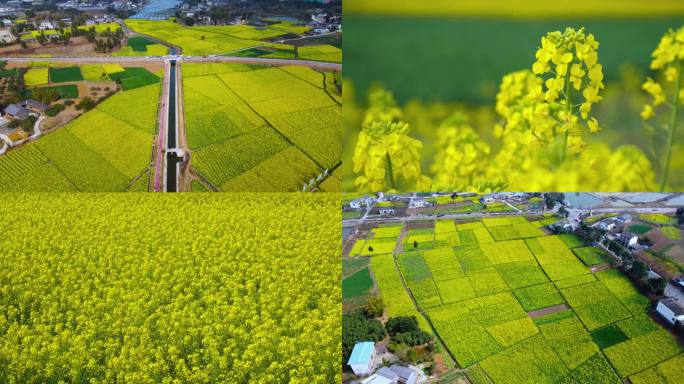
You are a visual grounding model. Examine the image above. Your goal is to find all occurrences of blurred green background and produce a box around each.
[344,17,683,105]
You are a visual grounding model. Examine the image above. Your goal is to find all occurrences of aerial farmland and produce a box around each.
[0,9,341,192]
[342,192,684,384]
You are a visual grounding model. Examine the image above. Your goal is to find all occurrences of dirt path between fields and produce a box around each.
[527,304,569,318]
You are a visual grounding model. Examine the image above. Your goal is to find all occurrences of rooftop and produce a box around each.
[348,341,375,366]
[661,298,684,316]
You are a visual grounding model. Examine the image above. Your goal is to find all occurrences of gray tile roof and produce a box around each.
[5,104,29,119]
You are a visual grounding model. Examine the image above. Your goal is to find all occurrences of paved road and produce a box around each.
[0,55,341,71]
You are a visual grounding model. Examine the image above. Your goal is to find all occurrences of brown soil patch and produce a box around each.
[82,81,118,98]
[40,105,82,132]
[527,304,569,318]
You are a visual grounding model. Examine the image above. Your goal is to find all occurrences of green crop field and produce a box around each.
[108,67,160,90]
[661,226,683,240]
[366,215,684,383]
[640,214,677,225]
[183,63,341,192]
[0,83,160,191]
[342,267,374,299]
[31,84,79,99]
[573,246,612,266]
[630,224,654,234]
[48,66,84,82]
[113,36,168,56]
[0,193,341,383]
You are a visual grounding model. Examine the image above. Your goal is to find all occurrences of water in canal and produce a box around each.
[166,59,181,192]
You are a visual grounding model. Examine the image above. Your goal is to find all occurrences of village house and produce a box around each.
[595,219,616,232]
[38,20,55,30]
[409,199,432,209]
[361,365,427,384]
[0,28,15,43]
[350,196,374,210]
[22,100,49,114]
[4,104,30,120]
[379,207,396,216]
[348,341,376,376]
[0,6,17,16]
[656,297,684,326]
[615,232,639,249]
[615,214,633,223]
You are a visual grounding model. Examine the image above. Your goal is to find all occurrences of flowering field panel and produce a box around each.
[0,193,341,383]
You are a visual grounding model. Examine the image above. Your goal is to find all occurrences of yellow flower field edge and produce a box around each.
[0,193,341,383]
[344,0,684,18]
[350,26,683,192]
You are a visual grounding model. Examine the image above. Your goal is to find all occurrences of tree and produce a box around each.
[639,236,654,247]
[368,245,374,253]
[386,316,419,335]
[647,277,667,295]
[628,260,648,281]
[545,192,565,209]
[364,296,384,318]
[677,207,684,225]
[76,97,96,111]
[184,17,196,26]
[31,87,60,104]
[343,313,385,361]
[413,240,418,249]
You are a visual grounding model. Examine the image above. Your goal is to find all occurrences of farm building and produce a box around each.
[615,232,639,248]
[595,219,616,231]
[22,99,49,113]
[0,28,15,43]
[348,341,376,376]
[615,214,633,223]
[379,208,396,216]
[656,297,684,326]
[350,196,374,209]
[4,104,30,120]
[361,365,426,384]
[409,199,431,209]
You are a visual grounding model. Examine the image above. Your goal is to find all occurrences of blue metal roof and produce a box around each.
[348,341,374,365]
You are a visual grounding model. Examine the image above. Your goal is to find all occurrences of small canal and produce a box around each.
[165,58,181,192]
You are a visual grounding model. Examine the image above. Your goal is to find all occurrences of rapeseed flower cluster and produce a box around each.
[641,26,684,190]
[352,89,431,191]
[529,27,604,157]
[430,113,492,191]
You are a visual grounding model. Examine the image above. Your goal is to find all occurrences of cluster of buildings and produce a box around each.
[308,11,341,34]
[348,342,426,384]
[1,99,48,124]
[57,0,137,11]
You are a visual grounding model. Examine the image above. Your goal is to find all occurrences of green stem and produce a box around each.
[384,152,395,190]
[561,72,572,162]
[660,60,682,192]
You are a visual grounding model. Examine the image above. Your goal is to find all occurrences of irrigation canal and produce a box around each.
[165,57,182,192]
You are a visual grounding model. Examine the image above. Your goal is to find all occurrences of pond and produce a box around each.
[563,193,604,209]
[130,0,182,20]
